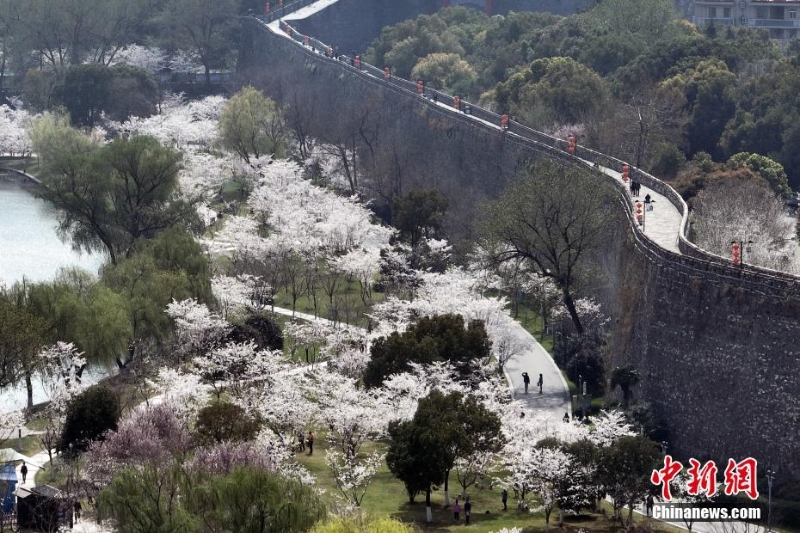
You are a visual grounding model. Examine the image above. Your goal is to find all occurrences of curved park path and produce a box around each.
[272,307,571,418]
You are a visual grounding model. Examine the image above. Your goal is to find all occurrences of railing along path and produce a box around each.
[247,1,800,295]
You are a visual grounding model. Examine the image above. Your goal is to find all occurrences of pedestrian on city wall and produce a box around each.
[501,488,508,511]
[307,431,315,455]
[522,372,530,394]
[464,496,472,524]
[453,498,461,522]
[537,373,543,394]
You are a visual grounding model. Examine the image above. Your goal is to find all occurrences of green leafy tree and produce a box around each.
[219,87,287,163]
[365,14,465,79]
[726,152,790,198]
[481,161,616,334]
[491,57,609,126]
[33,128,195,265]
[597,436,661,524]
[194,402,261,445]
[411,52,477,95]
[364,314,490,387]
[392,189,448,248]
[61,63,114,126]
[106,64,160,121]
[59,385,121,453]
[226,314,284,351]
[163,0,238,85]
[98,464,198,533]
[663,59,736,157]
[101,228,212,367]
[388,391,502,521]
[21,69,60,113]
[185,467,326,533]
[0,294,46,409]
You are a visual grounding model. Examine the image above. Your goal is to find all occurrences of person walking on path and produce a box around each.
[537,373,543,394]
[453,498,461,522]
[307,431,315,455]
[20,461,27,484]
[522,372,530,394]
[646,494,654,517]
[563,412,570,423]
[74,500,82,522]
[297,431,305,452]
[464,496,472,524]
[501,488,508,511]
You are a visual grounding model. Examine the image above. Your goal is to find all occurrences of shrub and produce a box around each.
[59,386,121,453]
[311,516,414,533]
[194,402,261,445]
[226,313,283,350]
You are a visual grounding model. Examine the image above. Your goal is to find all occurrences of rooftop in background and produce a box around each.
[695,0,800,39]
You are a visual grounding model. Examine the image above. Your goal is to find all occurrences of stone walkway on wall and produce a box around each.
[593,165,683,253]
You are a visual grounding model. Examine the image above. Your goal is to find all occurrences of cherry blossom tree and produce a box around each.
[248,376,317,452]
[166,299,230,361]
[0,411,25,449]
[86,402,191,487]
[305,370,387,508]
[190,436,285,476]
[146,367,208,420]
[334,248,381,306]
[0,105,34,156]
[192,341,287,399]
[37,342,88,462]
[528,448,573,531]
[454,448,498,499]
[588,410,635,447]
[325,449,384,508]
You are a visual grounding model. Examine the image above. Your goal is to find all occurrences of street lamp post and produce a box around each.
[635,199,655,232]
[731,239,754,266]
[766,469,776,532]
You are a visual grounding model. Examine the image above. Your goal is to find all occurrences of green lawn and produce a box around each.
[274,278,385,329]
[295,438,679,533]
[508,303,554,354]
[0,157,40,176]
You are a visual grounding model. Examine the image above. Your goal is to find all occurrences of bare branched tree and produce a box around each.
[692,178,796,272]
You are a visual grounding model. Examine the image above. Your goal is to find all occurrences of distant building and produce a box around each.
[694,0,800,39]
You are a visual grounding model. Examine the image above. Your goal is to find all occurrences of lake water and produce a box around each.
[0,182,111,411]
[0,182,106,284]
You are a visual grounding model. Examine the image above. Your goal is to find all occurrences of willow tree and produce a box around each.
[481,160,616,334]
[219,87,287,164]
[31,116,194,264]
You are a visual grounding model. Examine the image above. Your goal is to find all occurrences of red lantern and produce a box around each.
[568,136,576,154]
[454,95,460,110]
[279,0,283,7]
[501,114,509,130]
[304,35,309,46]
[265,2,270,14]
[635,202,643,224]
[732,242,741,264]
[354,55,361,69]
[384,67,390,80]
[417,79,424,95]
[622,164,630,183]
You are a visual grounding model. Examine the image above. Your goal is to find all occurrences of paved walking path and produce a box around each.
[503,322,571,419]
[14,448,111,532]
[593,165,683,253]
